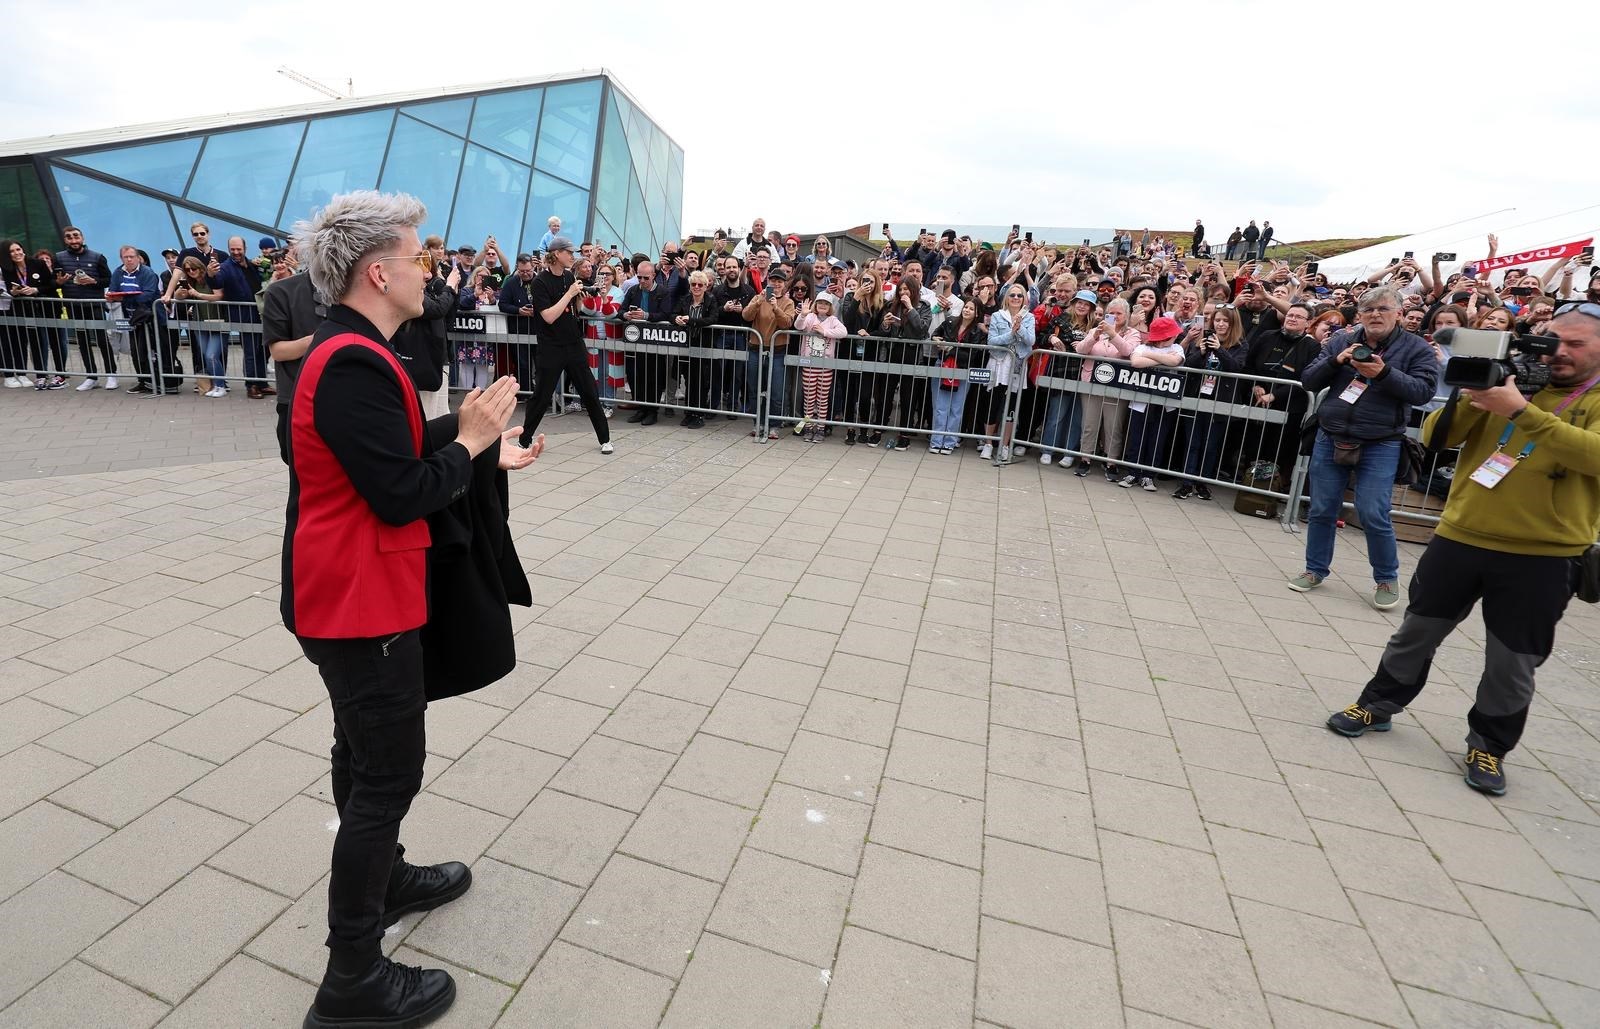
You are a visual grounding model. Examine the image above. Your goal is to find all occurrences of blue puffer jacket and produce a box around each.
[1302,324,1439,441]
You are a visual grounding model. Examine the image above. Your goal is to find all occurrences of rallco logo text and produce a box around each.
[622,324,689,344]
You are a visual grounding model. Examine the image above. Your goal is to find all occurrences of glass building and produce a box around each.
[0,71,683,262]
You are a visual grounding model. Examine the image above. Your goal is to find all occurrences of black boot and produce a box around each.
[640,410,659,426]
[306,953,455,1029]
[383,847,472,927]
[626,408,648,423]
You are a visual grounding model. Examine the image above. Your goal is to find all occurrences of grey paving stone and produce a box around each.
[1111,907,1271,1029]
[800,688,898,748]
[0,959,168,1029]
[1350,891,1544,1016]
[490,690,609,757]
[154,954,310,1029]
[748,782,873,876]
[1188,765,1315,843]
[598,690,708,753]
[1282,761,1419,838]
[539,654,648,709]
[895,685,988,744]
[425,735,562,818]
[665,732,782,810]
[546,734,675,813]
[1077,680,1170,736]
[976,918,1123,1029]
[982,836,1110,947]
[705,848,853,967]
[986,773,1098,861]
[561,854,721,978]
[1393,985,1550,1028]
[1462,883,1600,988]
[990,682,1079,738]
[885,727,986,800]
[206,793,334,898]
[660,932,828,1029]
[907,650,990,699]
[699,687,806,751]
[26,655,165,715]
[488,789,635,888]
[1234,898,1409,1025]
[405,855,580,982]
[1099,829,1239,935]
[0,800,111,905]
[139,656,266,714]
[0,743,92,821]
[619,786,750,881]
[821,926,974,1029]
[991,723,1089,793]
[1208,824,1358,924]
[0,696,75,757]
[64,796,246,903]
[1523,972,1600,1028]
[418,695,505,760]
[868,777,983,869]
[83,865,286,1002]
[1501,807,1600,879]
[498,940,673,1029]
[37,695,188,764]
[0,872,135,1009]
[1409,812,1577,905]
[1313,819,1472,915]
[156,694,295,764]
[848,843,980,959]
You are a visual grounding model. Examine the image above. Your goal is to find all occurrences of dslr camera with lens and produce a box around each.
[1434,327,1556,393]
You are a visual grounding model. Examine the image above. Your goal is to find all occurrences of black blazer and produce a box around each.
[3,258,53,305]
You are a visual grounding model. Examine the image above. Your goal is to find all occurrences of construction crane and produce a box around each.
[277,67,353,100]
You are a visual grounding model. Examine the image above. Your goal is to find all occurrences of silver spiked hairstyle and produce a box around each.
[292,190,427,303]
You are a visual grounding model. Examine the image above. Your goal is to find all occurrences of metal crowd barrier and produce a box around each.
[1013,349,1315,523]
[0,296,272,395]
[767,330,1005,450]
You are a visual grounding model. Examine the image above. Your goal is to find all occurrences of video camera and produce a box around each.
[1433,327,1555,393]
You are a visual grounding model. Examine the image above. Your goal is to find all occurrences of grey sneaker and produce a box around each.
[1372,582,1400,610]
[1287,572,1325,593]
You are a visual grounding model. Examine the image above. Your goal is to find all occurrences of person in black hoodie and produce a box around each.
[620,259,672,425]
[841,270,890,445]
[708,256,755,416]
[1242,301,1320,483]
[1174,306,1248,500]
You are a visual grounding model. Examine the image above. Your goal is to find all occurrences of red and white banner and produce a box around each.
[1476,238,1593,273]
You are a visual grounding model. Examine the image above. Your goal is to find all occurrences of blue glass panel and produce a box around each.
[594,213,625,255]
[449,145,528,257]
[533,80,601,187]
[624,171,653,258]
[649,125,670,195]
[594,98,630,238]
[400,98,472,137]
[468,88,542,164]
[67,138,201,197]
[666,145,684,228]
[522,171,589,255]
[171,205,269,253]
[623,106,651,196]
[186,122,306,227]
[54,168,178,255]
[378,116,464,243]
[280,110,394,226]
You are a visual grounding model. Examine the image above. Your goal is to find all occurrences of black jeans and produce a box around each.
[298,630,428,960]
[1358,536,1573,756]
[522,349,610,445]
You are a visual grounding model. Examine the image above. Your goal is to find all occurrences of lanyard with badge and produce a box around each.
[1469,374,1600,489]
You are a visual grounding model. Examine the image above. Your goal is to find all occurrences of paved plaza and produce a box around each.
[0,387,1598,1028]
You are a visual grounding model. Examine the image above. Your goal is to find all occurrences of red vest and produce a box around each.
[289,334,430,638]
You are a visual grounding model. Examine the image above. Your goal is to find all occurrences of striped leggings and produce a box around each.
[803,368,834,421]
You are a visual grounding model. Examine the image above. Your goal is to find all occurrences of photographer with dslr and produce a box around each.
[1289,287,1439,609]
[1325,304,1600,796]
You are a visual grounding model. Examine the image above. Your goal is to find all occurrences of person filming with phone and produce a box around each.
[1323,303,1600,797]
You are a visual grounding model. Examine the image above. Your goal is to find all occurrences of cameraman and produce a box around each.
[1289,287,1439,609]
[1325,304,1600,796]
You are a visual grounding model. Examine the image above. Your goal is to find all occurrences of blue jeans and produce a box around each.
[747,348,785,429]
[930,380,969,449]
[1041,389,1083,454]
[1183,412,1228,481]
[198,331,227,381]
[588,348,615,406]
[1306,432,1401,583]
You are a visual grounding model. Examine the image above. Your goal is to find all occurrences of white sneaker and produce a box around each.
[979,443,994,460]
[1141,477,1157,492]
[1039,452,1053,466]
[104,376,118,389]
[1118,474,1136,488]
[998,446,1012,463]
[76,378,98,392]
[600,441,614,455]
[2,377,19,389]
[565,402,584,413]
[603,407,614,419]
[16,374,32,387]
[1014,445,1027,456]
[205,387,226,398]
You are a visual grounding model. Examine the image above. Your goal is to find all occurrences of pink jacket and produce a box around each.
[795,312,846,360]
[1074,324,1140,381]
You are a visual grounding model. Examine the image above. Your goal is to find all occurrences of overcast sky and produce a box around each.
[11,1,1597,244]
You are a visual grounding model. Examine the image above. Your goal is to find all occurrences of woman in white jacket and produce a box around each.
[1073,297,1139,482]
[979,284,1035,464]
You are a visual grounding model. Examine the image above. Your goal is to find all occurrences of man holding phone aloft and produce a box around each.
[519,237,612,454]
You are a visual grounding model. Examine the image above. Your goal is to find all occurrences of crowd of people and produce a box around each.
[6,217,1597,496]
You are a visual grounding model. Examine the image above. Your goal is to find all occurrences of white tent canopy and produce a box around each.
[1314,205,1599,287]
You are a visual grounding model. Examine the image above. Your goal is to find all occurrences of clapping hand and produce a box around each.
[498,429,543,470]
